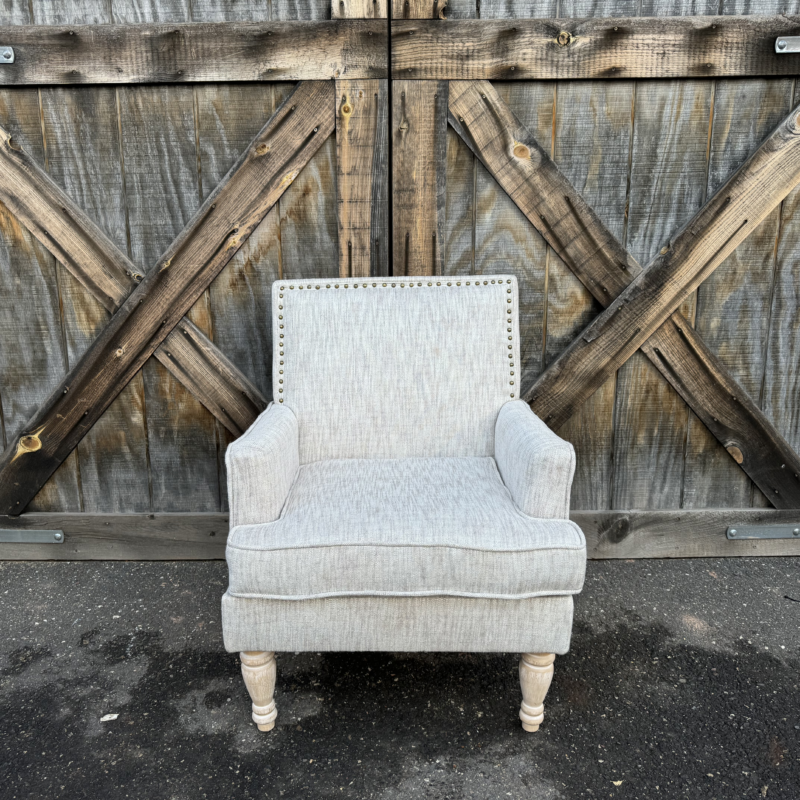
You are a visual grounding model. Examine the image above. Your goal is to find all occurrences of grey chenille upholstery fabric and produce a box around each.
[223,275,586,654]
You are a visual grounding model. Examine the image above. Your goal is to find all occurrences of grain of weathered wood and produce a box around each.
[532,103,800,504]
[32,0,150,514]
[472,82,553,392]
[612,76,712,510]
[0,20,387,85]
[392,16,800,80]
[116,0,220,515]
[334,0,388,17]
[449,80,800,508]
[393,80,448,275]
[575,508,800,558]
[0,512,229,559]
[683,78,792,509]
[0,2,81,513]
[529,104,800,473]
[0,81,336,515]
[443,127,474,278]
[392,0,448,18]
[2,508,797,559]
[549,80,633,510]
[335,79,389,277]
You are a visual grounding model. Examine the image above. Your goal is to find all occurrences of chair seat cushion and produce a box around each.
[225,457,586,600]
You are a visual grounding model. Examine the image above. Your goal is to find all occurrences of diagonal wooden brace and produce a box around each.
[449,80,800,508]
[0,80,336,515]
[0,121,267,436]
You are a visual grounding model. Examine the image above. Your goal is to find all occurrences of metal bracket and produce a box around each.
[0,529,64,544]
[775,37,800,53]
[727,524,800,540]
[0,47,14,64]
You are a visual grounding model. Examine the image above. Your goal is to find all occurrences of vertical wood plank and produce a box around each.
[612,0,717,510]
[392,0,474,17]
[333,0,388,16]
[550,0,637,513]
[192,0,278,512]
[472,80,554,394]
[392,80,447,276]
[335,79,389,277]
[32,0,151,514]
[275,0,340,289]
[0,1,81,513]
[476,1,555,404]
[113,0,220,512]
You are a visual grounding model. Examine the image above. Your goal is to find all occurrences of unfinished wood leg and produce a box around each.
[240,651,277,731]
[519,653,555,732]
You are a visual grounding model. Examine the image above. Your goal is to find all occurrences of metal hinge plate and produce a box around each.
[0,529,64,544]
[776,37,800,53]
[727,524,800,540]
[0,47,14,64]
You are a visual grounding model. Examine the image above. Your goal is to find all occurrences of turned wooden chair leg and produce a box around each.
[240,651,278,731]
[519,652,555,732]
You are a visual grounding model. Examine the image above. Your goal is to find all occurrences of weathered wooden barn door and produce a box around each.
[1,0,800,559]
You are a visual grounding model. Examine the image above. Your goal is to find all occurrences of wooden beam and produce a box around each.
[0,122,267,436]
[448,80,800,508]
[335,79,389,277]
[1,509,797,559]
[392,80,448,275]
[393,16,800,80]
[0,81,336,516]
[0,20,387,85]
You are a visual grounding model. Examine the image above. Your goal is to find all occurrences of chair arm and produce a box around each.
[495,400,576,519]
[226,403,299,527]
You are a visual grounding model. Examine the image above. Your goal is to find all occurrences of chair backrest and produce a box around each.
[273,276,521,463]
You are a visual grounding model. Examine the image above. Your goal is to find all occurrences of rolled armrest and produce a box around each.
[226,403,299,527]
[495,400,576,519]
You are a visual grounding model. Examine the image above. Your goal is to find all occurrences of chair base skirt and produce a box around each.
[222,593,574,654]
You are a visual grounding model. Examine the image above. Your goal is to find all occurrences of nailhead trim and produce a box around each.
[276,278,517,403]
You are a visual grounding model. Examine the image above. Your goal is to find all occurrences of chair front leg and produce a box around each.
[519,653,555,732]
[240,651,278,731]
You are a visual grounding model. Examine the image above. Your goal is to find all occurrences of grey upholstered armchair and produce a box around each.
[222,276,586,732]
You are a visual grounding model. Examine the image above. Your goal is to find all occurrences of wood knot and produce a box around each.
[726,444,744,464]
[115,347,125,358]
[256,143,270,156]
[19,434,42,453]
[556,31,573,47]
[513,143,531,160]
[341,98,353,116]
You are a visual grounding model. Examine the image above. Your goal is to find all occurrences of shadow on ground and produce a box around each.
[0,559,798,799]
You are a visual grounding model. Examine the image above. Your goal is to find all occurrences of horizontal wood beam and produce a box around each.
[448,80,800,508]
[1,509,797,559]
[393,16,800,80]
[0,122,267,436]
[0,81,336,516]
[0,20,387,85]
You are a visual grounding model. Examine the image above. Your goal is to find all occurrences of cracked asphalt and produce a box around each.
[0,557,798,800]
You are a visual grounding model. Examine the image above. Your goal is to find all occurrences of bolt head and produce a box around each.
[778,39,788,50]
[729,529,737,536]
[793,528,800,536]
[54,532,63,542]
[2,50,11,60]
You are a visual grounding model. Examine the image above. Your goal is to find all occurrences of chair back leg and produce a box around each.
[519,653,555,732]
[240,651,278,731]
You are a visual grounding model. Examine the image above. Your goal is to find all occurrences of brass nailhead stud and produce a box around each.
[510,381,515,385]
[326,284,331,288]
[279,369,284,374]
[279,398,284,403]
[290,285,294,289]
[510,393,515,398]
[279,388,283,393]
[437,282,441,286]
[279,379,283,384]
[383,283,387,286]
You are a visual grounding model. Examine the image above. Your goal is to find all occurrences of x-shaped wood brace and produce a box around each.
[448,80,800,508]
[0,80,335,514]
[3,76,800,514]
